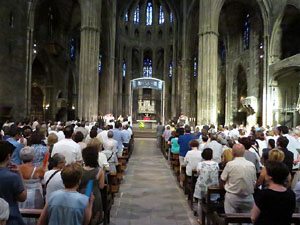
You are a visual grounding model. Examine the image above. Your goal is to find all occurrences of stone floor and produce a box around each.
[110,138,198,225]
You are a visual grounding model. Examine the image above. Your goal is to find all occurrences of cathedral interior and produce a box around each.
[1,0,300,128]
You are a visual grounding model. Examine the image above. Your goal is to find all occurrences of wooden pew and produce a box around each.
[201,186,226,225]
[180,165,188,194]
[214,212,300,225]
[20,208,42,218]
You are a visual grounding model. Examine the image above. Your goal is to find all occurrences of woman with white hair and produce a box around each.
[0,198,9,225]
[18,147,45,225]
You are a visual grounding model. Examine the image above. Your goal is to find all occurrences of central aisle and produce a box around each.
[110,138,198,225]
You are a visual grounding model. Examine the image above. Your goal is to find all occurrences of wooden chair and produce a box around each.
[20,209,42,218]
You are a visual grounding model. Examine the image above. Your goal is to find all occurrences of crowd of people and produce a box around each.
[158,122,300,224]
[0,117,133,225]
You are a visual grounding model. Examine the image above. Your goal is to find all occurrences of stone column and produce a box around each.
[197,0,219,125]
[117,45,124,116]
[163,47,170,121]
[125,47,132,115]
[171,34,177,120]
[78,0,102,121]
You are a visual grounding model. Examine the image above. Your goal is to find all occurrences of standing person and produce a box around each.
[203,133,223,164]
[251,161,295,225]
[178,126,196,167]
[184,140,202,176]
[51,126,82,164]
[7,126,24,165]
[156,122,164,148]
[121,125,131,148]
[38,163,94,225]
[277,136,294,172]
[221,144,257,215]
[47,133,58,155]
[0,198,9,225]
[0,141,27,225]
[27,131,48,167]
[112,122,125,157]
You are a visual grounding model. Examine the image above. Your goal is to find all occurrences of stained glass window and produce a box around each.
[125,11,129,21]
[243,14,250,50]
[193,57,197,77]
[146,2,153,26]
[122,61,126,77]
[169,62,173,78]
[159,6,165,24]
[170,12,173,22]
[143,58,152,77]
[70,38,75,60]
[98,54,102,74]
[134,6,140,24]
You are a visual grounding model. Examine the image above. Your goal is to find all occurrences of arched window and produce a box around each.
[98,54,102,74]
[143,58,152,77]
[122,61,126,77]
[70,38,75,60]
[159,6,165,24]
[170,12,173,22]
[243,14,250,50]
[169,62,173,78]
[125,11,129,21]
[134,5,140,24]
[146,1,153,26]
[193,57,197,77]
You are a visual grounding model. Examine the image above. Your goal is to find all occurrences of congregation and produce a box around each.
[0,118,133,225]
[158,122,300,224]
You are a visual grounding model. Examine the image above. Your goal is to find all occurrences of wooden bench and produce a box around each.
[214,212,300,225]
[201,186,226,225]
[20,208,42,218]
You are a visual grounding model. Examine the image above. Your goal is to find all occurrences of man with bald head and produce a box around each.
[221,143,257,216]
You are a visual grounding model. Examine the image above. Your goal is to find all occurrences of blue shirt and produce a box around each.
[32,144,48,167]
[0,167,25,225]
[121,130,131,144]
[178,134,196,157]
[47,189,89,225]
[112,129,125,152]
[7,138,24,165]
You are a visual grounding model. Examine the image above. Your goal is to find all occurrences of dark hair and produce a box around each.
[82,146,99,168]
[210,133,217,141]
[189,139,199,148]
[238,137,252,150]
[232,124,237,129]
[28,131,44,145]
[64,126,74,138]
[277,136,289,148]
[175,132,180,138]
[202,148,213,160]
[115,122,122,129]
[0,141,15,162]
[277,126,289,135]
[74,131,84,143]
[227,139,235,148]
[268,139,275,149]
[177,128,184,136]
[202,135,209,142]
[184,125,191,133]
[61,163,82,188]
[265,161,289,185]
[255,131,265,141]
[90,130,98,139]
[9,125,22,137]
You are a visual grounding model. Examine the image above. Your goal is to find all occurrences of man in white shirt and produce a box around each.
[42,153,65,203]
[103,131,118,153]
[228,124,240,139]
[56,125,65,141]
[51,126,82,164]
[184,140,202,176]
[221,144,256,215]
[204,134,223,163]
[97,126,109,144]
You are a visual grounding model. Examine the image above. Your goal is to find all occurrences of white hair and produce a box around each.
[0,198,9,221]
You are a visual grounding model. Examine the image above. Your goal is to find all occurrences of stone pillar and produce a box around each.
[117,45,124,116]
[125,47,132,115]
[78,0,102,121]
[197,0,219,125]
[171,36,177,120]
[163,47,170,121]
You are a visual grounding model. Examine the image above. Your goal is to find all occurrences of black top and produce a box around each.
[280,148,294,172]
[254,189,295,225]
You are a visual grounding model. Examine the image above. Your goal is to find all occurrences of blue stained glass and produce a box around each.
[146,2,153,26]
[134,6,139,24]
[193,57,197,77]
[169,62,173,78]
[243,14,250,50]
[143,58,152,77]
[122,61,126,77]
[70,38,75,60]
[170,12,173,22]
[125,11,129,21]
[98,54,102,74]
[159,6,165,24]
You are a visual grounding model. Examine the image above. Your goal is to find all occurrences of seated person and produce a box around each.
[87,138,109,171]
[38,163,94,225]
[0,198,9,225]
[43,153,66,203]
[184,140,202,177]
[0,141,27,225]
[251,161,295,225]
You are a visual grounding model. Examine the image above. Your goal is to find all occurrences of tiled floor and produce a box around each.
[110,138,198,225]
